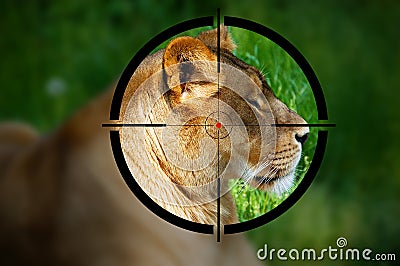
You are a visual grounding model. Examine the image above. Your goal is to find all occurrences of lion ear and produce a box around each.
[163,36,217,104]
[163,36,216,70]
[196,25,236,51]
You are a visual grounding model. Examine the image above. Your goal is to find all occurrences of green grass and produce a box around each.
[228,27,318,221]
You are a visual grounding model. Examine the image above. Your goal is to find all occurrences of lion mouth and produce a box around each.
[251,167,296,195]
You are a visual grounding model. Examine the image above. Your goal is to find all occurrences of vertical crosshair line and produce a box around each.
[216,7,221,243]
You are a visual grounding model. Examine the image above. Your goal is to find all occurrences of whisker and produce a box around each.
[255,167,278,188]
[236,159,274,195]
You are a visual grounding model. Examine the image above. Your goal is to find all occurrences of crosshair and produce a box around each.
[205,111,233,139]
[102,9,335,242]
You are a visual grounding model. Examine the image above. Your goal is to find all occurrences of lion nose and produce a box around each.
[295,132,309,145]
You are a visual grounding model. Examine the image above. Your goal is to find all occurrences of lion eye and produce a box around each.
[248,99,261,109]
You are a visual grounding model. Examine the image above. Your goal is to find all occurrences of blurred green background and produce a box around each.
[1,1,399,265]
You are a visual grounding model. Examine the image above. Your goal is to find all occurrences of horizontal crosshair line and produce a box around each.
[272,123,336,127]
[102,123,166,127]
[103,123,336,128]
[102,123,209,127]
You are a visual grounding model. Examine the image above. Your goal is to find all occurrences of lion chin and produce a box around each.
[253,172,296,195]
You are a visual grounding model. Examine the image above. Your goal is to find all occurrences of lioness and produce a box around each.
[0,27,308,265]
[118,26,309,225]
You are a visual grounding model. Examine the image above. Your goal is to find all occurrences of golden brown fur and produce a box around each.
[119,27,308,225]
[0,27,308,265]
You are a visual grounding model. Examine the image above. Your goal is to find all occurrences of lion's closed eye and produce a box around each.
[247,98,261,109]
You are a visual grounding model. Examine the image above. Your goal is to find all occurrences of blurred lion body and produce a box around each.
[0,91,262,265]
